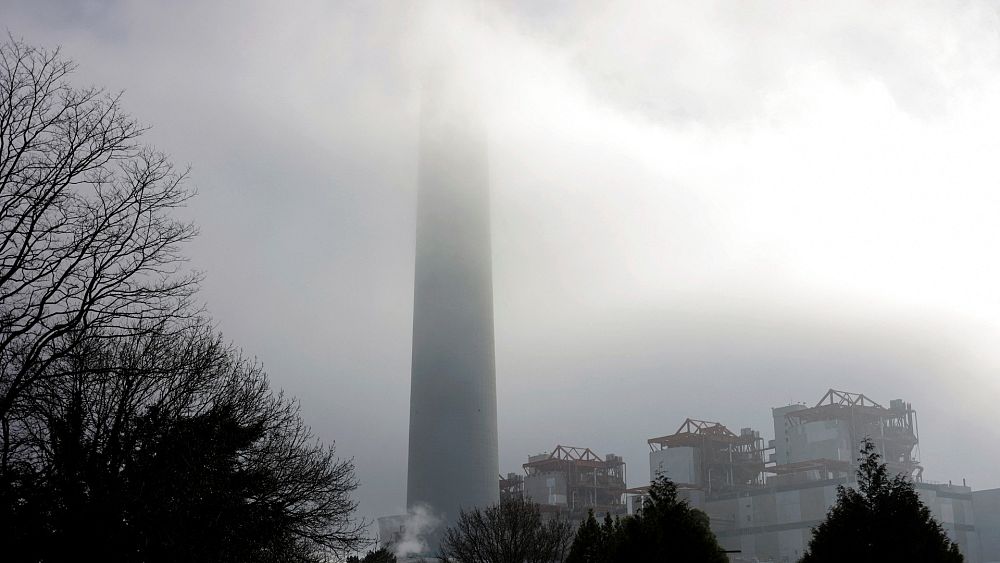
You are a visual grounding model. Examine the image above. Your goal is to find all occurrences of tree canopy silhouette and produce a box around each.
[565,510,616,563]
[347,547,397,563]
[801,438,963,563]
[566,476,727,563]
[1,320,368,562]
[0,37,367,562]
[440,497,574,563]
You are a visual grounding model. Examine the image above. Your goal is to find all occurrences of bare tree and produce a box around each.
[440,497,574,563]
[0,36,198,439]
[0,37,368,561]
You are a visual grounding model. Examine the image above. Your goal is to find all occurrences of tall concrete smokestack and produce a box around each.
[406,65,499,533]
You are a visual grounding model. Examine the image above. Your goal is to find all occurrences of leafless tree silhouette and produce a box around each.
[440,497,574,563]
[0,37,368,561]
[0,36,199,446]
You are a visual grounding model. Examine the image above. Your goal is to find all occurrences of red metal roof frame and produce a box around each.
[814,388,885,409]
[784,388,898,423]
[523,445,622,471]
[648,418,754,448]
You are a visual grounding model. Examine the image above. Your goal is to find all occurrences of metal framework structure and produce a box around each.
[522,445,627,521]
[648,418,768,496]
[782,388,922,480]
[499,473,524,501]
[767,458,852,476]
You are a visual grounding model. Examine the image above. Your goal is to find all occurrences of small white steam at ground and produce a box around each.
[391,504,440,560]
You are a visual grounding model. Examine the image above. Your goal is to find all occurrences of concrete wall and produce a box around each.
[974,489,1000,563]
[524,472,568,507]
[771,405,807,465]
[787,419,853,464]
[702,480,980,563]
[650,446,700,485]
[917,483,980,563]
[707,479,839,562]
[772,405,855,466]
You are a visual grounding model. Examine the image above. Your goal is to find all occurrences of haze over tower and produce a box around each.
[406,63,499,529]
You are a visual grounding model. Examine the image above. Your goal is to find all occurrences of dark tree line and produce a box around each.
[435,478,726,563]
[347,547,397,563]
[3,324,366,561]
[565,476,728,563]
[1,37,367,562]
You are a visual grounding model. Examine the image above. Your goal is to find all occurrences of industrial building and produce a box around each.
[515,445,627,523]
[647,418,767,495]
[499,472,524,502]
[497,388,994,561]
[769,389,921,482]
[627,389,982,562]
[704,471,976,562]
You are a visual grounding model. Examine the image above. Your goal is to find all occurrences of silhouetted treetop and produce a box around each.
[440,497,574,563]
[800,438,963,563]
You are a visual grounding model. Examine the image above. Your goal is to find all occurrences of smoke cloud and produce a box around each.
[392,504,441,560]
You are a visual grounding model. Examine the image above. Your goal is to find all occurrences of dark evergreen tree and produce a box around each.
[600,512,616,540]
[566,510,608,563]
[801,438,964,563]
[347,547,397,563]
[618,475,728,562]
[567,476,727,562]
[0,322,368,562]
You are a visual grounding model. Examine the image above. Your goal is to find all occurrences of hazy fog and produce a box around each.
[5,0,999,523]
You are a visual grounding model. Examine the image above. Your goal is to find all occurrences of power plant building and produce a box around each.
[647,418,767,496]
[623,389,980,562]
[511,445,627,523]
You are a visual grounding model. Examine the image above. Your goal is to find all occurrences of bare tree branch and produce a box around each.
[0,36,199,427]
[441,498,574,563]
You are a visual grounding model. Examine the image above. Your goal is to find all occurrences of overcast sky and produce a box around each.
[6,0,1000,524]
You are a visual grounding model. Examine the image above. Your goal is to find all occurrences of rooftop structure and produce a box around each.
[499,472,524,502]
[770,388,921,482]
[628,388,979,562]
[647,418,767,496]
[522,445,627,522]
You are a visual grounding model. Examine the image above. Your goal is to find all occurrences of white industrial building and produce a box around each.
[519,445,628,523]
[629,389,985,562]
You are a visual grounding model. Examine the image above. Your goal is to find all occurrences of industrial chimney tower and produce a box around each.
[406,66,499,531]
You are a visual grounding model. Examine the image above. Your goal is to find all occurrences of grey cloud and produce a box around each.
[4,0,999,528]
